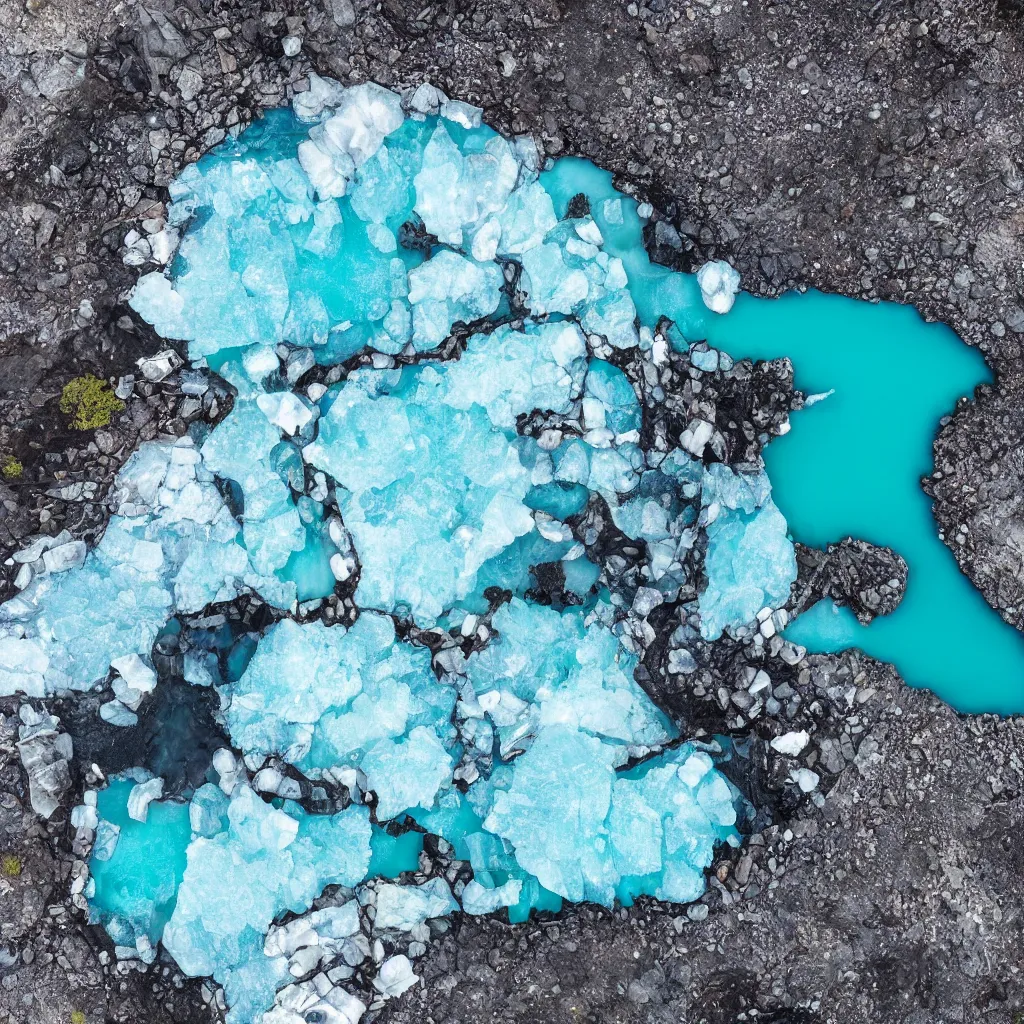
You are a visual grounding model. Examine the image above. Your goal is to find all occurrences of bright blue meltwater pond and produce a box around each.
[708,294,1023,714]
[542,157,1019,715]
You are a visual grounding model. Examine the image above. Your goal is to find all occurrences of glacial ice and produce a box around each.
[163,785,372,1019]
[460,598,675,761]
[297,81,405,198]
[303,360,536,623]
[698,463,797,640]
[460,878,523,916]
[0,77,806,1023]
[413,121,519,246]
[372,955,419,999]
[482,733,736,905]
[0,436,272,695]
[696,259,742,314]
[371,877,458,931]
[200,399,306,595]
[127,776,165,822]
[405,250,503,350]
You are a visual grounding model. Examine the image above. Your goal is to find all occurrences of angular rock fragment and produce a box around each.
[16,706,73,819]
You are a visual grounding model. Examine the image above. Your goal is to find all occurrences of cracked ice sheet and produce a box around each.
[698,463,797,640]
[58,75,779,1024]
[303,321,593,625]
[129,101,554,368]
[0,437,278,694]
[163,787,371,1024]
[222,613,456,819]
[460,598,676,761]
[480,730,737,907]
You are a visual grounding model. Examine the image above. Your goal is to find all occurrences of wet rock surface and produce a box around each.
[792,539,908,624]
[1,0,1023,1022]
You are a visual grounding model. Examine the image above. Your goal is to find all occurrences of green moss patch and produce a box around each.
[60,375,124,430]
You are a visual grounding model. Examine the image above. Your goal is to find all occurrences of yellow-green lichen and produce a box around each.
[0,455,22,480]
[0,854,23,878]
[59,375,124,430]
[70,1012,87,1024]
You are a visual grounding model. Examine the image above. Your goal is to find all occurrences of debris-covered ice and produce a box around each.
[0,78,801,1023]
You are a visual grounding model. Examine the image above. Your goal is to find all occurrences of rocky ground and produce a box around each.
[1,0,1024,1022]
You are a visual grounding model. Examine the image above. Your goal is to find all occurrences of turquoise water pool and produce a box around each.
[542,158,1022,714]
[88,779,193,944]
[707,294,1024,714]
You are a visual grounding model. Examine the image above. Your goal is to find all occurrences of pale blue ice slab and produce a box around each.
[223,614,456,819]
[163,786,371,1020]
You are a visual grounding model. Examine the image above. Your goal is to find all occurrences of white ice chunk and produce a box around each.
[373,878,458,931]
[99,700,138,727]
[110,654,158,695]
[440,98,482,129]
[41,541,87,575]
[372,955,418,999]
[696,260,742,314]
[127,776,164,823]
[460,878,522,915]
[406,82,447,116]
[770,730,810,756]
[293,73,348,123]
[257,392,315,435]
[0,637,48,697]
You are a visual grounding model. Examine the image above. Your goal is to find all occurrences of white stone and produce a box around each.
[131,347,176,389]
[770,730,810,756]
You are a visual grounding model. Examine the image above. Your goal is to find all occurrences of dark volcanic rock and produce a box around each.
[2,0,1024,1022]
[793,538,909,623]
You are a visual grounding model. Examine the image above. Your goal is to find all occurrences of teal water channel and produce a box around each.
[542,158,1023,714]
